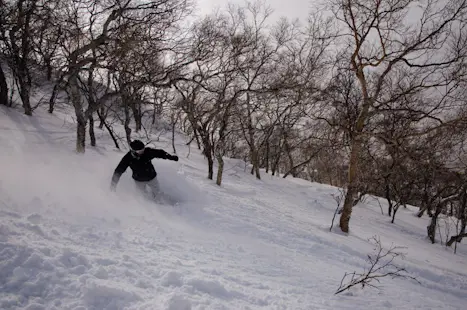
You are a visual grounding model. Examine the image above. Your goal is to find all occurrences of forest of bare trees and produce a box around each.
[1,0,467,244]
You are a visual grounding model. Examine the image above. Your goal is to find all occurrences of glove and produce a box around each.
[171,155,179,161]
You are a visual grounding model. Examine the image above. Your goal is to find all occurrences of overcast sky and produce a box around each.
[193,0,316,23]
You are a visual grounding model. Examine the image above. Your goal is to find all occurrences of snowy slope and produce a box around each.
[0,104,466,310]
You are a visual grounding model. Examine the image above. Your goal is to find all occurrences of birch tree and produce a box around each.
[328,0,467,232]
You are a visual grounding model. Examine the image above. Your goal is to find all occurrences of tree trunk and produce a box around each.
[252,150,260,179]
[8,75,15,107]
[272,149,281,176]
[193,128,202,150]
[418,181,430,217]
[265,140,270,174]
[97,109,120,149]
[427,205,443,244]
[284,140,296,177]
[18,76,32,115]
[215,114,228,186]
[0,64,8,106]
[45,57,53,81]
[216,153,224,186]
[391,204,400,224]
[98,106,106,129]
[201,134,214,180]
[48,75,65,113]
[89,113,96,147]
[385,181,393,217]
[245,93,260,180]
[69,72,86,153]
[123,102,132,144]
[172,118,177,154]
[76,113,86,153]
[48,83,59,113]
[171,111,178,154]
[8,0,35,115]
[251,150,261,179]
[339,136,363,232]
[207,151,214,180]
[338,39,376,231]
[131,103,142,132]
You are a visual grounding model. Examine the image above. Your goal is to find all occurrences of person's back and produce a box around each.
[110,140,178,200]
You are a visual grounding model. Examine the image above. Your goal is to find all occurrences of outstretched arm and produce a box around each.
[111,153,131,190]
[147,148,178,161]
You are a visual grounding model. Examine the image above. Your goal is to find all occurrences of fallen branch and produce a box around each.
[335,236,420,295]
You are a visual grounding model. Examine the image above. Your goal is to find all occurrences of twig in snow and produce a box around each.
[335,236,420,295]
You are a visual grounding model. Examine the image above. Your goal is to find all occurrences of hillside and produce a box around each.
[0,103,466,310]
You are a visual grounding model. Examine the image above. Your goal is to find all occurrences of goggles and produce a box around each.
[131,148,145,156]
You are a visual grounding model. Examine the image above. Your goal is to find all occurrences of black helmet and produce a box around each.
[130,140,145,157]
[130,140,145,150]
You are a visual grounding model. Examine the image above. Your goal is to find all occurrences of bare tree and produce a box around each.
[232,2,279,180]
[31,0,63,81]
[327,0,467,233]
[55,0,191,153]
[0,0,39,115]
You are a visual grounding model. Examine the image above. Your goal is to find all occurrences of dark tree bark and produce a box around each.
[97,109,120,149]
[385,181,393,217]
[391,204,400,224]
[89,113,96,147]
[206,144,214,180]
[131,102,142,132]
[0,63,8,106]
[123,101,132,144]
[216,152,224,185]
[98,106,106,129]
[427,205,443,244]
[171,112,177,154]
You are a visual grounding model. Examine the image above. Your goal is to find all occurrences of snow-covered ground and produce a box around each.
[0,104,466,310]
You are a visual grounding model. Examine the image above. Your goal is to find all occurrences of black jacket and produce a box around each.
[111,148,177,187]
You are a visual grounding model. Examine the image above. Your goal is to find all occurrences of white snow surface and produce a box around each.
[0,104,466,310]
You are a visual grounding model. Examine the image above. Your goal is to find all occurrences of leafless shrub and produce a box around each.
[335,236,420,295]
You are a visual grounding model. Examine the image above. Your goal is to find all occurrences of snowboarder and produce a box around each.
[110,139,178,201]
